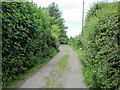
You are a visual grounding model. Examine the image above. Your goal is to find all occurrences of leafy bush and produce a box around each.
[71,1,119,89]
[82,2,120,89]
[70,36,83,49]
[2,2,59,86]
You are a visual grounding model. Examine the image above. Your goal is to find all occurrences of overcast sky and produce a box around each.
[33,0,115,38]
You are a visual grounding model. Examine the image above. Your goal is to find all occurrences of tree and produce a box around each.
[47,2,69,44]
[48,2,61,19]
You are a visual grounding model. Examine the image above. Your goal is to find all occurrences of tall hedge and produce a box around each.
[2,2,59,86]
[82,2,120,89]
[70,1,119,89]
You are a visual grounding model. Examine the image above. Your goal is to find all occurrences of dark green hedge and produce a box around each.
[2,2,59,86]
[82,2,120,89]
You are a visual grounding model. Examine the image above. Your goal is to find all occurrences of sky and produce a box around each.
[32,0,115,38]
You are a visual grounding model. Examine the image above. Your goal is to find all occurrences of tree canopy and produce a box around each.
[43,2,69,44]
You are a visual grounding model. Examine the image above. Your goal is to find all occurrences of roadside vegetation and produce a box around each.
[2,2,68,87]
[71,1,119,89]
[2,1,119,89]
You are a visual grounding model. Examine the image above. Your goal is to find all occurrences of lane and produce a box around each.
[20,45,87,88]
[61,46,87,88]
[20,45,69,88]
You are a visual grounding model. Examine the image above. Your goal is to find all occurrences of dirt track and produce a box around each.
[20,45,87,88]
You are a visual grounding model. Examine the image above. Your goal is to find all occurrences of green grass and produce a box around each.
[64,50,70,52]
[3,51,57,88]
[64,50,70,54]
[42,55,69,88]
[57,55,69,70]
[71,46,85,61]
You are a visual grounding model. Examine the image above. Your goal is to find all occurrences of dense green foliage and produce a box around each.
[71,2,119,89]
[43,2,69,44]
[70,36,83,49]
[2,2,60,86]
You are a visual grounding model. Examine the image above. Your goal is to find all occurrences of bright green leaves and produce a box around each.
[71,1,119,89]
[51,25,61,40]
[82,2,119,89]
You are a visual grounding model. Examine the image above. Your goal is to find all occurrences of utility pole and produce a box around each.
[81,0,85,36]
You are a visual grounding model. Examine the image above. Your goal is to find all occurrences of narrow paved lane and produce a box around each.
[20,45,87,88]
[61,45,86,88]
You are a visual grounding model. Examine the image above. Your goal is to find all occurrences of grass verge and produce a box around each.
[42,55,69,88]
[71,46,85,62]
[3,51,58,88]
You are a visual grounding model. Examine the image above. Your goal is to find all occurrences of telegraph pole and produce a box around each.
[81,0,85,36]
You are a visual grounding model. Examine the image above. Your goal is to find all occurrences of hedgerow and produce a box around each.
[2,2,59,86]
[71,1,119,89]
